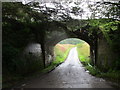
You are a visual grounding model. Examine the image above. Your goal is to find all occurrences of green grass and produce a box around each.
[86,65,120,84]
[3,44,75,88]
[76,42,90,66]
[97,70,120,83]
[76,42,120,84]
[54,44,75,63]
[85,65,101,76]
[42,44,75,73]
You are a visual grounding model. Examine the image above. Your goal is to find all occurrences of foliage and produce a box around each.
[76,39,120,84]
[2,1,120,87]
[98,70,120,83]
[88,1,120,20]
[88,18,120,71]
[88,18,120,53]
[76,42,90,66]
[85,65,120,84]
[54,44,75,64]
[85,66,100,76]
[42,44,75,73]
[2,3,45,87]
[100,21,120,52]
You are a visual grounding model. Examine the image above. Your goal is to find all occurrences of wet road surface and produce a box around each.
[19,47,113,88]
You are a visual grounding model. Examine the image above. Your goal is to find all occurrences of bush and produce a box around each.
[3,43,20,72]
[85,66,100,76]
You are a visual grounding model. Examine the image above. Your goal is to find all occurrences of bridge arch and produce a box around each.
[38,23,96,66]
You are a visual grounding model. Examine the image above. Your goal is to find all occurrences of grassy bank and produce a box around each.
[76,42,90,66]
[85,65,120,85]
[42,44,75,73]
[76,42,120,85]
[54,44,75,63]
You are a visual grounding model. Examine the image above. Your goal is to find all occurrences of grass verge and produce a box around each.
[85,65,120,86]
[76,42,120,86]
[41,44,75,73]
[76,42,90,66]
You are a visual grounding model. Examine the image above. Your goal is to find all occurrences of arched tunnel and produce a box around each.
[2,1,120,88]
[43,29,95,66]
[54,38,90,65]
[23,22,116,71]
[19,30,118,88]
[37,26,95,66]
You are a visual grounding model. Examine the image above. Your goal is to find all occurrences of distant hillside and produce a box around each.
[59,38,85,45]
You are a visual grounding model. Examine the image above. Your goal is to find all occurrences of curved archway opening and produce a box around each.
[53,38,90,67]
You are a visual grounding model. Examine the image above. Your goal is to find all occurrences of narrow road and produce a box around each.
[19,47,113,88]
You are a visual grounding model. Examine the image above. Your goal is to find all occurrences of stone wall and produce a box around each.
[43,29,95,67]
[23,43,44,68]
[44,29,70,66]
[97,35,117,71]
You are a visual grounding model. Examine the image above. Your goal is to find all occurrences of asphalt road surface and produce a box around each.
[19,47,113,88]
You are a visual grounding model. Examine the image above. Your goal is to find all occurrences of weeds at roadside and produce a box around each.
[76,42,120,85]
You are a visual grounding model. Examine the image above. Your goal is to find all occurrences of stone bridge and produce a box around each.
[24,20,116,71]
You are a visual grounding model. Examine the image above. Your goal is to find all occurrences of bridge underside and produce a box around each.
[23,21,116,71]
